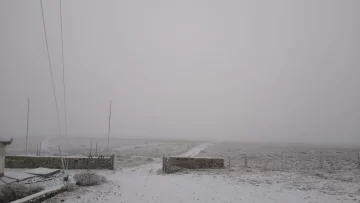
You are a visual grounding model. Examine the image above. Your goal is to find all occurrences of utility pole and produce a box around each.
[107,100,112,152]
[26,97,30,156]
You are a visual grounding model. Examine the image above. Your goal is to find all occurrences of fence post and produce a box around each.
[89,142,92,156]
[320,153,323,170]
[228,156,230,170]
[95,142,98,157]
[162,155,165,173]
[358,153,360,169]
[244,154,247,167]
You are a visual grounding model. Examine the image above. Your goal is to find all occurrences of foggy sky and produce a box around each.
[1,0,359,144]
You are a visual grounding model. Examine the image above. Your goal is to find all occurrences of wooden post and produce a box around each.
[358,153,360,169]
[89,142,92,156]
[36,144,38,156]
[162,155,165,173]
[26,97,30,156]
[39,143,41,156]
[228,156,230,170]
[244,154,247,167]
[320,153,323,169]
[95,142,98,156]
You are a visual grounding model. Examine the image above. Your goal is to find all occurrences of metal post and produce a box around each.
[39,143,41,156]
[59,145,65,171]
[107,100,112,152]
[26,97,30,156]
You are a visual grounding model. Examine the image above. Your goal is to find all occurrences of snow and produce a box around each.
[11,184,64,203]
[113,143,164,151]
[0,176,16,185]
[25,168,60,176]
[43,143,360,203]
[178,143,213,157]
[4,169,36,181]
[40,136,52,154]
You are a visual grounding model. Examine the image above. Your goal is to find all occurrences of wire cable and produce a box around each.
[60,0,68,137]
[40,0,62,137]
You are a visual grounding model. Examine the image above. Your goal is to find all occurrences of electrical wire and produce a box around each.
[60,0,68,137]
[40,0,62,137]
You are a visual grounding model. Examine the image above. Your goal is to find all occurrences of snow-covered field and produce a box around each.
[197,142,360,172]
[6,136,200,157]
[40,141,360,203]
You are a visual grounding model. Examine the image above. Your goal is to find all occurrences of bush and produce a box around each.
[0,183,44,203]
[63,183,76,191]
[28,184,45,194]
[73,171,107,186]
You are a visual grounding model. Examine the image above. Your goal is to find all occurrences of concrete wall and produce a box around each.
[0,146,5,176]
[163,156,224,173]
[5,155,116,170]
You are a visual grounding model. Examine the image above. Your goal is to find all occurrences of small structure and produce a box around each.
[163,156,224,173]
[25,168,60,178]
[0,137,13,177]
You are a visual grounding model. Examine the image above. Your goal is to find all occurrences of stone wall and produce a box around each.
[5,155,116,170]
[163,156,224,173]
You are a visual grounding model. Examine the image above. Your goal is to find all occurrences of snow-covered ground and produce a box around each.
[44,143,360,203]
[197,142,360,172]
[179,143,213,157]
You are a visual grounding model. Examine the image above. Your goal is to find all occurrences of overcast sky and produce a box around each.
[0,0,359,144]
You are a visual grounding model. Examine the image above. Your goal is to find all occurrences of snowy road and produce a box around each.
[178,143,212,157]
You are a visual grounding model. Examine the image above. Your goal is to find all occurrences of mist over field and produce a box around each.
[1,0,359,145]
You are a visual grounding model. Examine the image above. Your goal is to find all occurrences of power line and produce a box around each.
[40,0,62,137]
[60,0,68,137]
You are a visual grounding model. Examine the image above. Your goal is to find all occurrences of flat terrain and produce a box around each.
[198,142,360,171]
[8,136,200,155]
[7,137,360,202]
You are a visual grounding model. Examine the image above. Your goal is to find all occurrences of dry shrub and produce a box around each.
[28,184,45,194]
[64,183,76,191]
[0,183,44,203]
[74,171,107,186]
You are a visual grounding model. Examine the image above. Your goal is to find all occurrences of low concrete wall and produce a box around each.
[5,155,116,170]
[163,156,224,173]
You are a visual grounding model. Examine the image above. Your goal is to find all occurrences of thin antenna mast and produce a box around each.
[107,100,112,152]
[26,97,30,156]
